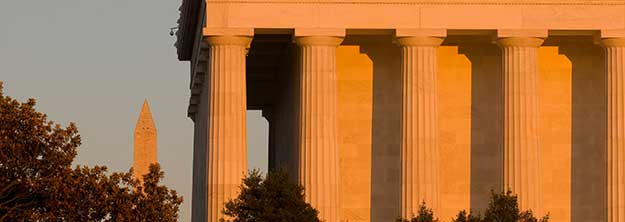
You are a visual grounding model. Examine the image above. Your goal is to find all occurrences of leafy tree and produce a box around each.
[397,202,439,222]
[452,190,549,222]
[221,169,319,222]
[483,190,549,222]
[453,210,482,222]
[0,82,182,221]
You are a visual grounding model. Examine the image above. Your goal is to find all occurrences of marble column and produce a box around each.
[204,36,251,222]
[192,90,207,222]
[604,38,625,222]
[396,36,443,217]
[295,36,343,222]
[498,37,544,214]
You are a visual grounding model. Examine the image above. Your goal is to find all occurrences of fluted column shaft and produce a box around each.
[295,36,343,222]
[397,36,443,217]
[192,98,208,222]
[498,37,543,214]
[204,36,251,222]
[605,38,625,222]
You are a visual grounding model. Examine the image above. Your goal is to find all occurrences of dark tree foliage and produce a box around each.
[222,169,320,222]
[0,82,182,221]
[483,190,549,222]
[397,202,439,222]
[453,210,482,222]
[453,190,549,222]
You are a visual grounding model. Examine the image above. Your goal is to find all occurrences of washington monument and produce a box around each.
[133,99,157,183]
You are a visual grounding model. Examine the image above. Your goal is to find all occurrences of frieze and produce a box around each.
[204,0,625,5]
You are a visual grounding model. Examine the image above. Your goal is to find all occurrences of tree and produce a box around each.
[452,190,549,222]
[453,210,482,222]
[397,202,439,222]
[222,169,320,222]
[483,190,549,222]
[0,82,182,221]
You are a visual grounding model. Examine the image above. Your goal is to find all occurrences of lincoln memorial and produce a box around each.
[174,1,625,221]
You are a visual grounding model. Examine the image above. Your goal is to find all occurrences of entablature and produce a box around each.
[204,0,625,31]
[178,0,625,117]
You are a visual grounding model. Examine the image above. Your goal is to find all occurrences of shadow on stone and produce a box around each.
[559,38,606,222]
[458,40,504,212]
[359,36,403,222]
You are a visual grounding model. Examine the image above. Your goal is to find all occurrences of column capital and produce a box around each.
[294,28,345,37]
[396,36,444,47]
[600,29,625,38]
[295,36,344,46]
[203,36,252,46]
[497,29,548,38]
[497,37,544,47]
[203,27,254,36]
[395,28,447,38]
[601,38,625,47]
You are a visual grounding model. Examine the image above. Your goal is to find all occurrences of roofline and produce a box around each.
[176,0,203,61]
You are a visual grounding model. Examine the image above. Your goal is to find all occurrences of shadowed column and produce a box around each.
[498,37,543,214]
[604,37,625,222]
[397,36,443,217]
[204,36,251,222]
[295,36,343,222]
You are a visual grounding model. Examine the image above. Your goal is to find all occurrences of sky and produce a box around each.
[0,1,269,221]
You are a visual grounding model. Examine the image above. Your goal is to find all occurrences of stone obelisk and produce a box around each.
[134,99,158,183]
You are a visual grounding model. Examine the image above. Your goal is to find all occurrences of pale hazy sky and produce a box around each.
[0,1,269,221]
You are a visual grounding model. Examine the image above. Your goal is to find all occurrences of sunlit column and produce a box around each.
[204,36,252,222]
[396,36,443,217]
[604,37,625,222]
[295,36,343,222]
[498,37,544,214]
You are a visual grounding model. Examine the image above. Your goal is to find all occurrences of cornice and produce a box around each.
[205,0,625,5]
[176,0,203,61]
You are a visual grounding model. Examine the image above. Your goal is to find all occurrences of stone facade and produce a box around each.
[133,99,157,183]
[175,1,625,222]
